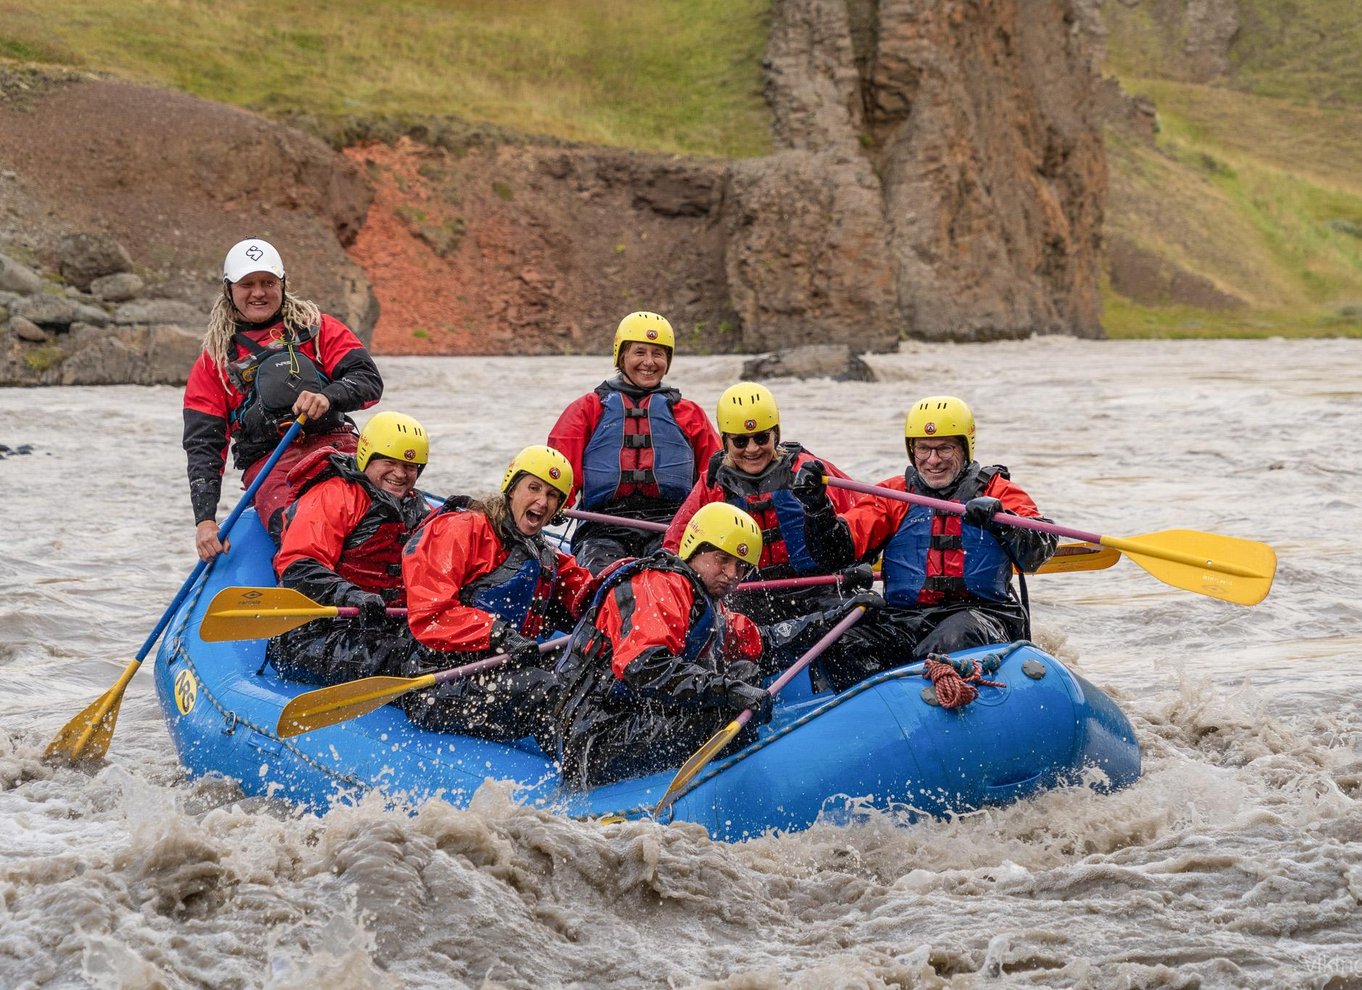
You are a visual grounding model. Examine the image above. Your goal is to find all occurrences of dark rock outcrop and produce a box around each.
[2,2,1110,382]
[757,0,1107,341]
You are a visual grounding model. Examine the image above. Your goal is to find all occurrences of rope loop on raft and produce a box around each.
[922,653,1006,709]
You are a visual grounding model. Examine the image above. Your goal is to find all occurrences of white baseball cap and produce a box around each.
[223,238,285,283]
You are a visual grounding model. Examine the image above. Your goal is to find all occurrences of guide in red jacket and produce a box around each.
[182,237,382,558]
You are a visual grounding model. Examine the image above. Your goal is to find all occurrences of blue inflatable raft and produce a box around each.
[153,511,1141,841]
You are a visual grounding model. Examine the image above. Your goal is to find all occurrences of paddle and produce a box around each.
[563,507,668,532]
[826,477,1276,606]
[567,505,1119,573]
[45,416,309,764]
[737,544,1120,591]
[276,633,571,738]
[201,586,408,641]
[653,605,867,817]
[1036,542,1122,574]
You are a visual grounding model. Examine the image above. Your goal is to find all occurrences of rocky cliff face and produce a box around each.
[1,2,1109,384]
[756,0,1107,341]
[355,0,1107,357]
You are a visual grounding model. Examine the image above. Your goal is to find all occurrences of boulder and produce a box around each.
[0,252,43,295]
[741,343,875,382]
[112,298,206,326]
[11,316,46,342]
[11,294,110,329]
[90,271,144,302]
[56,232,133,290]
[0,323,203,386]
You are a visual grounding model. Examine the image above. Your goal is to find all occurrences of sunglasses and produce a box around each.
[727,431,773,449]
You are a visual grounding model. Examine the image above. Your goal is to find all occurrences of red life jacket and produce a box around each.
[284,452,430,606]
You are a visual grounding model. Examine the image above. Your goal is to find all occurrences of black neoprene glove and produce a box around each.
[963,496,1004,531]
[490,620,542,668]
[830,590,884,619]
[350,592,389,626]
[792,460,833,514]
[724,680,773,725]
[838,562,875,591]
[725,659,762,685]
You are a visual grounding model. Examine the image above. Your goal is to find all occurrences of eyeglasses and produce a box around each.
[914,442,961,461]
[727,431,772,449]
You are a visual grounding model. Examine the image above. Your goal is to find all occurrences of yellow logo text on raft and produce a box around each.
[174,669,198,715]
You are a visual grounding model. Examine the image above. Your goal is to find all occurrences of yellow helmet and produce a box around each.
[612,311,675,367]
[905,395,975,461]
[356,411,429,472]
[677,502,762,566]
[716,382,780,436]
[500,444,573,501]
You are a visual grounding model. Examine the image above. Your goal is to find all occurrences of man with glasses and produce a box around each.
[791,395,1058,691]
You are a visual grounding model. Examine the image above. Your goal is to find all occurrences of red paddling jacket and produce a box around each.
[182,314,381,524]
[273,453,430,608]
[402,499,597,654]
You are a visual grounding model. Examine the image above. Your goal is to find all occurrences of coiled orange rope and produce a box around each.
[923,654,1006,708]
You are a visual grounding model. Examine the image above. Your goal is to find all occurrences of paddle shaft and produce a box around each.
[429,638,567,687]
[45,416,307,762]
[563,507,668,533]
[276,633,572,737]
[728,605,869,732]
[653,605,867,815]
[134,417,308,662]
[826,476,1261,577]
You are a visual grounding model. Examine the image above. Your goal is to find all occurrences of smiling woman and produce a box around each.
[547,311,721,574]
[397,444,594,748]
[661,381,870,624]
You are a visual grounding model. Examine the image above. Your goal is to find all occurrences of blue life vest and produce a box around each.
[715,446,821,575]
[881,465,1013,606]
[460,532,561,639]
[580,383,694,509]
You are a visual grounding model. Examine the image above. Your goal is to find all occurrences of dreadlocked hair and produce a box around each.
[201,290,322,387]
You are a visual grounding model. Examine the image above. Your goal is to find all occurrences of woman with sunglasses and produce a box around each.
[662,382,870,624]
[547,311,720,574]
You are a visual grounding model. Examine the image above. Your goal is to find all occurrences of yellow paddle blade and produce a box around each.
[277,672,436,738]
[44,659,139,764]
[653,717,743,817]
[201,586,340,642]
[1032,543,1121,575]
[1105,529,1277,606]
